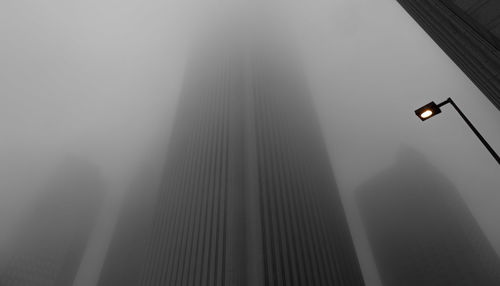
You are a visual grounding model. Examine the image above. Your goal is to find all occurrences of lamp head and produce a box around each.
[415,101,442,121]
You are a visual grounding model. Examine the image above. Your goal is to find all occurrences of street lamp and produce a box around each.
[415,97,500,165]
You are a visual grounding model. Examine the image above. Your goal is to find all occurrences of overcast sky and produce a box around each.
[1,0,499,285]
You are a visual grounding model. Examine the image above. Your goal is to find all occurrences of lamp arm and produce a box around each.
[437,98,452,108]
[443,98,500,165]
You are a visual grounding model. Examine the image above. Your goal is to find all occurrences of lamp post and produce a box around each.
[415,97,500,165]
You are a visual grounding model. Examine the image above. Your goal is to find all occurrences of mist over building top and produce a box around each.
[185,3,306,74]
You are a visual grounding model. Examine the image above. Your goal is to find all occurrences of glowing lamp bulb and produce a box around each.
[420,110,433,119]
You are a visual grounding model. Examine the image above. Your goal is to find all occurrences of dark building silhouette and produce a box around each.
[0,157,104,286]
[99,29,365,285]
[356,146,500,286]
[96,166,160,286]
[397,0,500,110]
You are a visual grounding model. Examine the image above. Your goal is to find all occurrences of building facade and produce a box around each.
[0,157,104,286]
[99,31,365,285]
[397,0,500,110]
[356,146,500,286]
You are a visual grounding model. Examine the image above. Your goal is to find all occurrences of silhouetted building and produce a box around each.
[397,0,500,110]
[100,29,365,285]
[0,157,104,286]
[357,146,500,286]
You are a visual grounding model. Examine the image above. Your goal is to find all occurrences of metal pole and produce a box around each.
[440,97,500,165]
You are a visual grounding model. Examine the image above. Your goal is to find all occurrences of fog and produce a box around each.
[1,0,499,285]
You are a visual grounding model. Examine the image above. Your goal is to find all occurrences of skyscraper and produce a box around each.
[356,146,500,286]
[99,28,365,285]
[0,157,104,286]
[396,0,500,110]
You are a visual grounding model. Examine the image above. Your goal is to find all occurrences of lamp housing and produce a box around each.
[415,101,442,121]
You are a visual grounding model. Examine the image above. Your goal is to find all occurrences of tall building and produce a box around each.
[356,146,500,286]
[0,157,104,286]
[99,29,365,285]
[397,0,500,110]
